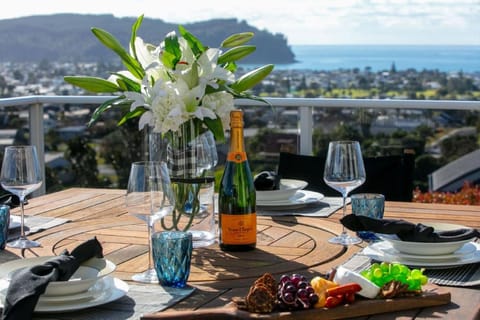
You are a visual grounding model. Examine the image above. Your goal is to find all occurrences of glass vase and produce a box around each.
[148,121,217,248]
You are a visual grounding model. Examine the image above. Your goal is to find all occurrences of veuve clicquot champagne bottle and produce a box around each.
[219,110,256,251]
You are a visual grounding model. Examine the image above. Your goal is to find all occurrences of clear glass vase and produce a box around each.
[148,121,217,248]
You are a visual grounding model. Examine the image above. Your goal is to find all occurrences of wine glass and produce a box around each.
[323,141,366,245]
[0,145,43,248]
[126,161,175,283]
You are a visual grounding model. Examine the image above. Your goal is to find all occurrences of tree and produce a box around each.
[64,136,104,187]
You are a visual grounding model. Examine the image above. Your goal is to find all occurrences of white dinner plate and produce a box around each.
[363,241,480,268]
[256,179,308,202]
[256,190,324,210]
[0,276,128,313]
[376,222,476,256]
[37,277,108,304]
[372,241,477,261]
[0,256,116,296]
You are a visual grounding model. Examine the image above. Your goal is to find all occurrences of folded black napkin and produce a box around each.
[1,237,103,320]
[0,193,22,209]
[341,214,479,242]
[254,171,280,191]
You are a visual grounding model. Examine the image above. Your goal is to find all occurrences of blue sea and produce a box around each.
[250,45,480,73]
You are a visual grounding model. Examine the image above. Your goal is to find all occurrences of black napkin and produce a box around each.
[341,214,479,242]
[254,171,280,190]
[0,193,22,209]
[1,237,103,320]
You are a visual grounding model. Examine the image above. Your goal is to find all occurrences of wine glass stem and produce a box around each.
[340,194,348,238]
[147,218,153,271]
[19,198,26,240]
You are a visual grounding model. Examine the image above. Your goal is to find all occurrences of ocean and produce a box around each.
[251,45,480,73]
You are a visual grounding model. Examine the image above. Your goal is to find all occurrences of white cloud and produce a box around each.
[1,0,478,44]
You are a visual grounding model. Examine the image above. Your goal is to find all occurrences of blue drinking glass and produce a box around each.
[151,231,193,288]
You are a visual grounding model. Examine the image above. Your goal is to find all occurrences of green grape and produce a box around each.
[390,263,401,275]
[361,262,428,291]
[380,262,390,273]
[410,269,423,279]
[373,267,383,279]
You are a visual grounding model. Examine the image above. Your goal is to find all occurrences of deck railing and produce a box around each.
[1,95,480,194]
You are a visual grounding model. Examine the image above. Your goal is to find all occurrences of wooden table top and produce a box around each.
[3,188,480,320]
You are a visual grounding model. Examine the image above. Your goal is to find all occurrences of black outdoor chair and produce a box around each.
[277,151,415,201]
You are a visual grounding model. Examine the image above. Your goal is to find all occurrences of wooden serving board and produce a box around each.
[140,284,450,320]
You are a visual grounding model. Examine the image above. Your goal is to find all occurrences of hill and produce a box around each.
[0,14,295,64]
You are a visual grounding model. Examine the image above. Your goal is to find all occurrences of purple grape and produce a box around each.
[306,286,315,294]
[309,293,319,305]
[285,284,297,293]
[297,281,308,289]
[290,274,302,286]
[282,292,295,304]
[279,274,291,284]
[296,288,308,300]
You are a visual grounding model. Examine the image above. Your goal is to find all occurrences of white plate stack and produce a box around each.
[0,256,128,312]
[364,222,479,269]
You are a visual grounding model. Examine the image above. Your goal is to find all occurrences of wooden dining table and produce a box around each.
[1,187,479,320]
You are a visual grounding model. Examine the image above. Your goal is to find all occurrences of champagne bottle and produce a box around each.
[219,110,256,251]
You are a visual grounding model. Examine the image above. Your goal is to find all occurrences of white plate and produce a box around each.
[37,276,127,312]
[256,179,308,202]
[0,276,128,312]
[373,241,477,261]
[0,257,116,296]
[38,277,107,304]
[363,241,480,268]
[377,222,476,256]
[256,190,324,210]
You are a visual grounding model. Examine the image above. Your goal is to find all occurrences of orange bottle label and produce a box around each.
[227,151,247,163]
[221,213,257,244]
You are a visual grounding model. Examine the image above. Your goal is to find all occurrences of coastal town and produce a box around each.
[0,61,479,194]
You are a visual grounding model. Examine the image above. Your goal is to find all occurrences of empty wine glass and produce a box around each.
[323,141,366,245]
[0,145,43,248]
[126,161,175,283]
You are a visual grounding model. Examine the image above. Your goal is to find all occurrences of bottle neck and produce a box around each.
[229,126,245,153]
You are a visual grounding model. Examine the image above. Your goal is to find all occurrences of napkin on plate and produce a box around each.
[1,237,103,320]
[254,171,280,190]
[0,193,22,209]
[340,214,479,242]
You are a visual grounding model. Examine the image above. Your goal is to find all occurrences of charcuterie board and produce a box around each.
[141,283,450,320]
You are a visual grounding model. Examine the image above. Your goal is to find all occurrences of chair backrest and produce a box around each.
[277,151,415,201]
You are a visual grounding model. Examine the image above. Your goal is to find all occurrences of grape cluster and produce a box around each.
[360,262,428,291]
[277,273,319,310]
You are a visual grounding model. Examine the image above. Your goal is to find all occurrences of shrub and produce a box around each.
[413,181,480,205]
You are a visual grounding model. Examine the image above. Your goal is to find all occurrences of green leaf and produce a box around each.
[162,32,181,69]
[111,73,141,92]
[87,97,126,127]
[178,25,205,57]
[203,117,225,143]
[91,27,145,80]
[230,64,274,92]
[218,45,256,65]
[130,14,144,61]
[118,107,146,126]
[64,76,120,93]
[221,32,254,48]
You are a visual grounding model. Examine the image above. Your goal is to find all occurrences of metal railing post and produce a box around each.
[299,106,313,155]
[29,103,46,195]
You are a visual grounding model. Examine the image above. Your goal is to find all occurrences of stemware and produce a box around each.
[0,145,43,248]
[323,141,366,245]
[126,161,175,283]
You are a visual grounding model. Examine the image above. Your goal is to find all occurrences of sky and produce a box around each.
[1,0,479,45]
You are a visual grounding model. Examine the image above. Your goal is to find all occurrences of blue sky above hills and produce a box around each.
[2,0,479,45]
